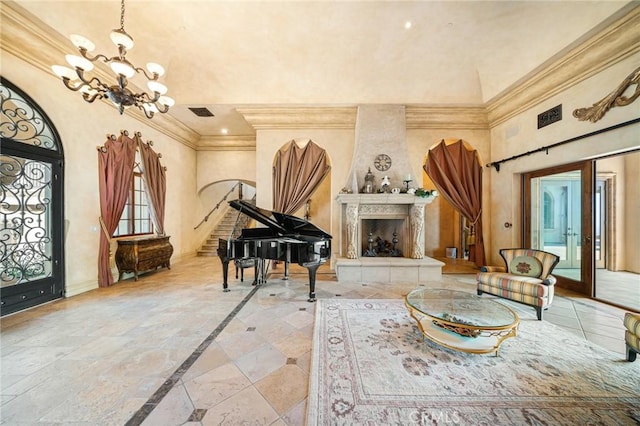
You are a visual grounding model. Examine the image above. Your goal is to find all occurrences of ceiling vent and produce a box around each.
[188,107,214,117]
[537,104,561,129]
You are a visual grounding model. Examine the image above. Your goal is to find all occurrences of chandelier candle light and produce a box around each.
[51,0,174,118]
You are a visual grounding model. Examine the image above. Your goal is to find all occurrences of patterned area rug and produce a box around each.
[307,299,640,425]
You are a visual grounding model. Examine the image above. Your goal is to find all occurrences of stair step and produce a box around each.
[197,250,218,257]
[197,200,256,257]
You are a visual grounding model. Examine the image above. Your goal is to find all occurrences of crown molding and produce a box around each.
[197,135,256,151]
[486,3,640,128]
[237,105,490,131]
[235,106,357,130]
[405,105,489,130]
[1,1,200,150]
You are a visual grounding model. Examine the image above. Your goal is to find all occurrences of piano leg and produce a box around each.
[252,259,259,285]
[217,239,231,293]
[283,260,289,280]
[304,263,320,302]
[283,244,290,280]
[221,258,230,292]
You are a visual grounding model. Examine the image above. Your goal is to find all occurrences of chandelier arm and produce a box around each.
[60,77,87,92]
[154,102,170,114]
[141,106,155,119]
[82,91,104,103]
[134,67,158,81]
[78,50,110,64]
[74,70,109,91]
[136,91,161,103]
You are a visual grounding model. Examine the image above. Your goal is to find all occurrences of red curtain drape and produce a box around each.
[424,139,486,267]
[97,133,137,287]
[273,140,330,215]
[136,133,166,235]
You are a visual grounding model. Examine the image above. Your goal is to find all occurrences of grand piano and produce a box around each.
[217,199,332,301]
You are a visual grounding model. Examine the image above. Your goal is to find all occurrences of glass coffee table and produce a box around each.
[405,288,519,355]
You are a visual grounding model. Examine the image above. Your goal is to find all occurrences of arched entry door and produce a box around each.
[1,78,65,316]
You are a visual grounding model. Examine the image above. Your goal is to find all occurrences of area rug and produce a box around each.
[307,299,640,425]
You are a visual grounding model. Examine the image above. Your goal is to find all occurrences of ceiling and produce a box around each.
[13,0,633,138]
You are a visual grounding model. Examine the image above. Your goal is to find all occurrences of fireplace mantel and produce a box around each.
[336,193,436,260]
[336,193,435,206]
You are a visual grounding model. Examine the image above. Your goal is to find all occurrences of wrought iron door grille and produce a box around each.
[0,155,53,286]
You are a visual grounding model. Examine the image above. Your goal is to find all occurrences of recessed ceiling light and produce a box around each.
[221,128,228,135]
[404,21,412,29]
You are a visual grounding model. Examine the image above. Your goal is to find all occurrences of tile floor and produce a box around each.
[0,256,635,425]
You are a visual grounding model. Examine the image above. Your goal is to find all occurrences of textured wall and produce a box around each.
[347,105,413,193]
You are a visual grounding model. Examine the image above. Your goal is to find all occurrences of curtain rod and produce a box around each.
[486,117,640,172]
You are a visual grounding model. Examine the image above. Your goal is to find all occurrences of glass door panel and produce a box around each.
[1,155,53,285]
[530,171,582,281]
[594,179,606,269]
[0,148,63,315]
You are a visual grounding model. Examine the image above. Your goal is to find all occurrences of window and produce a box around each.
[113,170,153,237]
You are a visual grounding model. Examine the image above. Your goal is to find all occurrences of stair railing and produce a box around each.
[228,207,253,240]
[194,181,242,230]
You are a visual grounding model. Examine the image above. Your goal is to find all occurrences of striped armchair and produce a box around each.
[476,248,560,320]
[624,312,640,362]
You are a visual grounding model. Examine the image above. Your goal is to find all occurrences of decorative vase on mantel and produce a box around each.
[362,167,375,194]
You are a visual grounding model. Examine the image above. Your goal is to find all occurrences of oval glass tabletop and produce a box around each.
[405,288,518,328]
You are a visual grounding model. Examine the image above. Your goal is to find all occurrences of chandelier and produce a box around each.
[51,0,174,118]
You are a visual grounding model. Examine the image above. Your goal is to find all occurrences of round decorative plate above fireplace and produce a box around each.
[374,153,391,171]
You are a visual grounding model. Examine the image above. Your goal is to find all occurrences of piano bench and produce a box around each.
[234,258,257,282]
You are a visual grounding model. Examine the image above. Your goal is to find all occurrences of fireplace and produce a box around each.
[334,105,443,283]
[335,193,443,283]
[336,193,432,259]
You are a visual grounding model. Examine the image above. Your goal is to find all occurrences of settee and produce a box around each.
[476,248,560,320]
[624,312,640,362]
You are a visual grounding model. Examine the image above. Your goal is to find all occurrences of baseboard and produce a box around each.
[65,279,98,297]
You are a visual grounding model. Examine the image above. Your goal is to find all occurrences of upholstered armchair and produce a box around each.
[476,248,560,320]
[624,312,640,362]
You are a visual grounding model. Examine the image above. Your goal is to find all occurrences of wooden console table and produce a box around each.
[115,235,173,281]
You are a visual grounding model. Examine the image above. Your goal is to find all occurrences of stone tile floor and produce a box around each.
[0,256,634,425]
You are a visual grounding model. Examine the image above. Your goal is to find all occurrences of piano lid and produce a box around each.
[229,199,332,239]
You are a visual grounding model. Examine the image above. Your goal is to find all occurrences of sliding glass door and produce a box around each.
[593,152,640,312]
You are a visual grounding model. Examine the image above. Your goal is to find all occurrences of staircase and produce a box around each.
[197,203,253,257]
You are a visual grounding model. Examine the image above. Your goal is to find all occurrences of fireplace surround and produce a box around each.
[335,193,443,282]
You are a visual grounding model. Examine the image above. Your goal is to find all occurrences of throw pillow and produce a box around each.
[509,255,543,278]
